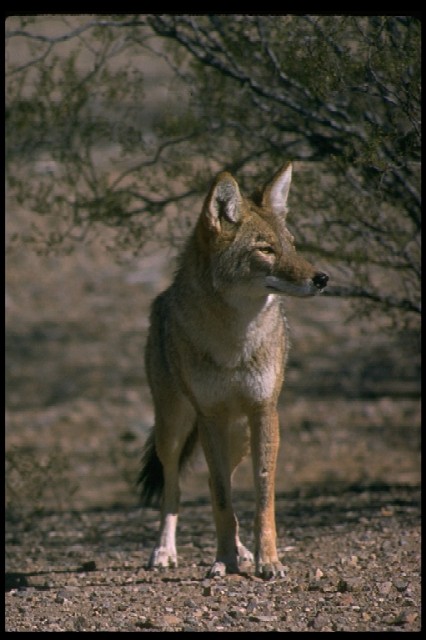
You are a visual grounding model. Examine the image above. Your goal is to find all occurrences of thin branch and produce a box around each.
[323,285,420,314]
[110,133,200,190]
[7,41,55,74]
[148,16,366,142]
[6,17,147,44]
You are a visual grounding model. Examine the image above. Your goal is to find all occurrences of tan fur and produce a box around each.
[139,162,328,578]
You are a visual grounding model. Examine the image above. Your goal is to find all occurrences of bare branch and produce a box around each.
[148,16,366,141]
[110,133,200,190]
[6,17,147,44]
[323,285,420,315]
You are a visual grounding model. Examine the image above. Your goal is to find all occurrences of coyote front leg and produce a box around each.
[198,417,240,577]
[250,406,285,579]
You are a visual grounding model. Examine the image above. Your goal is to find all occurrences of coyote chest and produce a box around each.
[170,295,287,409]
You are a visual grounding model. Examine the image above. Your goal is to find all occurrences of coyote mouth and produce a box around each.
[266,284,288,293]
[265,276,314,296]
[265,274,328,297]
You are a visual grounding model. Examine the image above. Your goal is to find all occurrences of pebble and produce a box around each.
[393,579,408,592]
[378,580,393,595]
[163,614,182,626]
[78,560,97,572]
[249,615,278,623]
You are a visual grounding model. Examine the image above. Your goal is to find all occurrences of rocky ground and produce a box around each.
[5,205,421,632]
[5,481,421,632]
[5,436,422,634]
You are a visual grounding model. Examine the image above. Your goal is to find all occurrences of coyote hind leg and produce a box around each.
[140,394,196,570]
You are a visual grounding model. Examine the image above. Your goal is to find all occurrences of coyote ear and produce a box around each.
[262,162,292,217]
[204,172,242,232]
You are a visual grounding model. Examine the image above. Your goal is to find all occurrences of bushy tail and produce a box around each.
[138,425,198,508]
[137,431,164,508]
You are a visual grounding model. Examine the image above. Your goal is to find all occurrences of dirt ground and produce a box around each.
[5,200,421,632]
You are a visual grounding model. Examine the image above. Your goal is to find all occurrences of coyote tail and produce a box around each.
[138,425,198,508]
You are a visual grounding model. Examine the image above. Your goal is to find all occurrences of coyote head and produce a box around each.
[197,162,328,299]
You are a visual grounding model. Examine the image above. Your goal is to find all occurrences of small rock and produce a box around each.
[405,612,419,625]
[135,618,155,629]
[339,592,354,606]
[393,579,408,592]
[183,598,197,608]
[378,581,392,595]
[78,560,97,572]
[163,614,182,626]
[73,616,87,631]
[249,615,277,623]
[337,578,349,592]
[385,610,411,626]
[337,577,363,593]
[309,613,329,630]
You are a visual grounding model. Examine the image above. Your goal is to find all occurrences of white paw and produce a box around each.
[148,546,178,569]
[207,561,227,577]
[237,543,254,565]
[207,555,240,577]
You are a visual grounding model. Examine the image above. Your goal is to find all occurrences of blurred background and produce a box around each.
[6,15,420,517]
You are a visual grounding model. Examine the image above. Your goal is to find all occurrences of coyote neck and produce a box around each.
[171,250,287,370]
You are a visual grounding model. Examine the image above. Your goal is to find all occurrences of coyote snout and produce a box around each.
[139,161,328,579]
[265,269,328,297]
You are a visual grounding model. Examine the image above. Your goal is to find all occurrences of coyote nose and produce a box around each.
[312,272,329,290]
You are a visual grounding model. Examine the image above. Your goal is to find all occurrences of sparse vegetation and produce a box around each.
[6,15,421,326]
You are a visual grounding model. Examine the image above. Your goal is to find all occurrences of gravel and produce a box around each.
[6,484,420,632]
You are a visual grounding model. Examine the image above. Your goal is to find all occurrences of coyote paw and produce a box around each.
[148,546,178,569]
[256,560,286,580]
[207,561,227,578]
[207,558,240,577]
[237,543,254,566]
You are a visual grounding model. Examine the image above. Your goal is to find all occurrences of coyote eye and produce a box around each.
[256,245,275,255]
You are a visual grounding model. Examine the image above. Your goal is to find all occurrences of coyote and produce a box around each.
[138,162,328,579]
